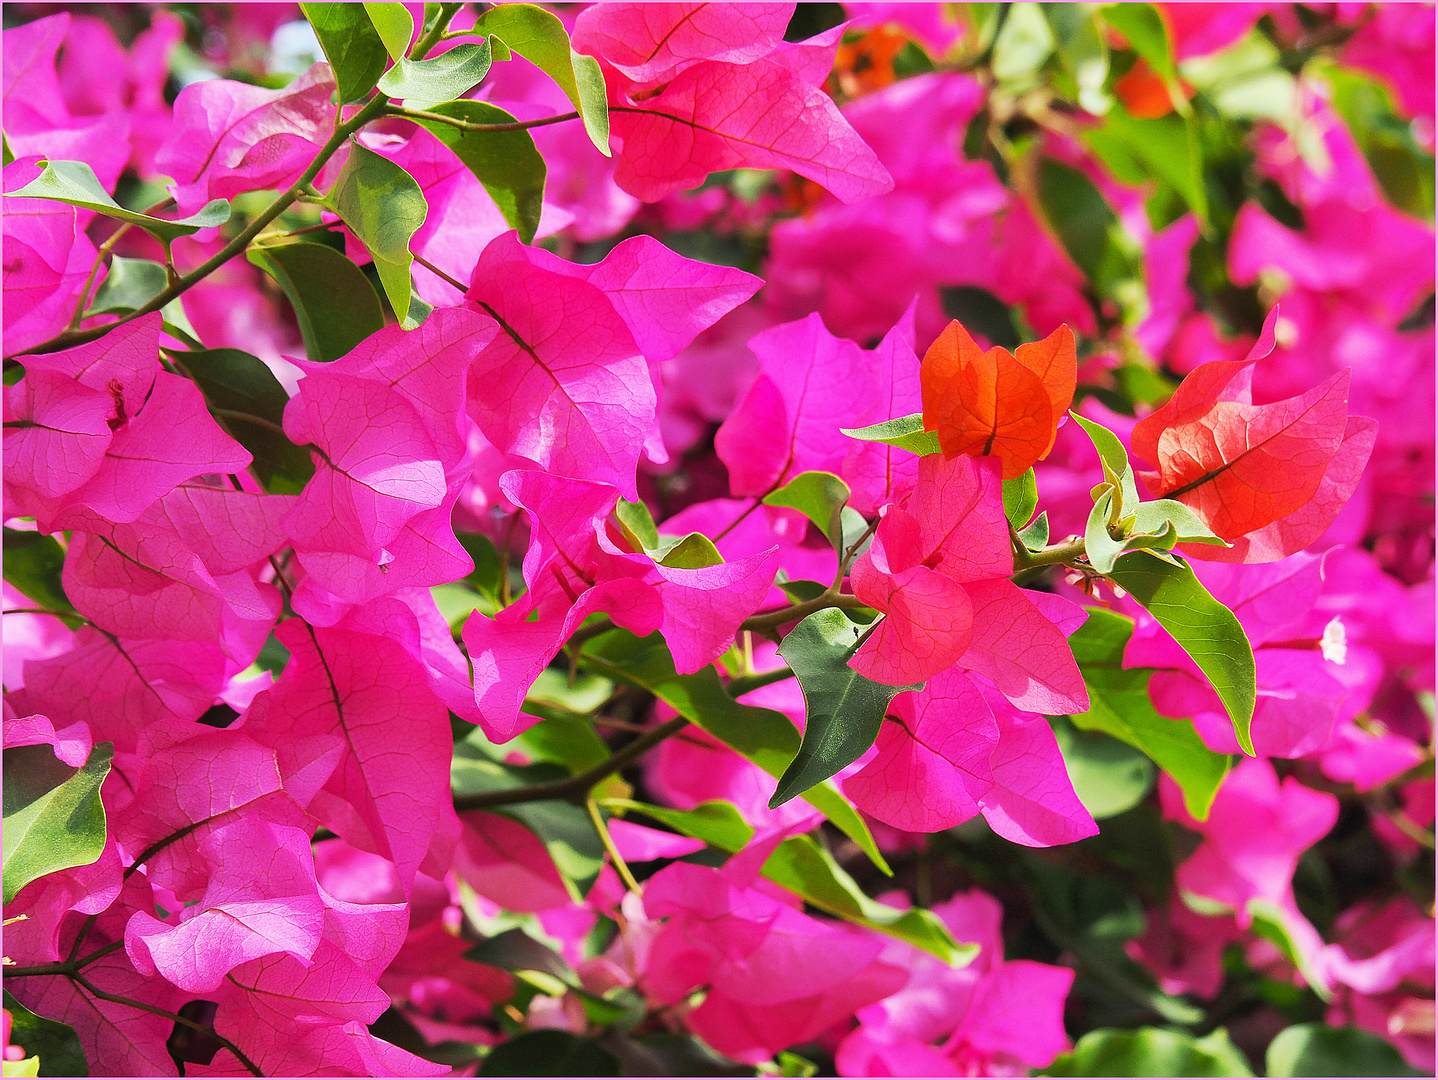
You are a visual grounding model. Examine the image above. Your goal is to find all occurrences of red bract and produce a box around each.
[1130,310,1377,562]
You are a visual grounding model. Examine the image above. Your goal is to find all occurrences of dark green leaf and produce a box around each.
[3,741,113,903]
[363,1,413,60]
[2,992,87,1077]
[246,242,385,363]
[458,532,504,600]
[777,578,829,605]
[1068,608,1229,819]
[1003,468,1039,529]
[479,1031,619,1077]
[1102,3,1176,81]
[1035,157,1141,299]
[1265,1023,1423,1077]
[327,143,428,321]
[469,3,611,154]
[1051,717,1155,819]
[2,529,77,621]
[770,609,920,808]
[503,798,606,897]
[378,40,493,102]
[1323,62,1435,219]
[1106,551,1256,755]
[86,256,201,345]
[302,2,390,103]
[1024,860,1204,1026]
[463,927,573,980]
[939,285,1020,350]
[580,630,889,872]
[1246,899,1332,1001]
[841,413,941,455]
[763,470,851,551]
[409,99,544,244]
[9,161,229,242]
[176,347,316,494]
[1046,1026,1252,1076]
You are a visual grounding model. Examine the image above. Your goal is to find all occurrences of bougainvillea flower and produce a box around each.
[848,454,1088,716]
[5,314,251,529]
[637,860,908,1065]
[573,3,794,84]
[836,888,1073,1076]
[463,470,776,740]
[920,319,1077,480]
[156,62,338,215]
[240,619,459,894]
[717,308,923,514]
[1130,309,1377,561]
[1161,758,1339,928]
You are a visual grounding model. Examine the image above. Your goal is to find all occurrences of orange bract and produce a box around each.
[920,321,1077,480]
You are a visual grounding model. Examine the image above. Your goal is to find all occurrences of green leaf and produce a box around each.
[1070,413,1140,513]
[2,529,77,622]
[763,471,851,551]
[991,1,1054,90]
[1246,899,1332,1001]
[377,40,493,102]
[245,242,385,363]
[302,2,390,103]
[3,741,113,904]
[776,1051,818,1078]
[327,142,428,322]
[1051,716,1154,820]
[1179,31,1296,123]
[1322,61,1435,219]
[1046,1026,1252,1076]
[1129,499,1226,546]
[1106,551,1256,755]
[1102,3,1176,82]
[939,284,1020,350]
[1050,3,1112,115]
[1019,510,1051,550]
[1035,157,1141,302]
[1086,108,1208,226]
[86,256,201,345]
[175,347,316,494]
[614,499,659,553]
[2,992,87,1078]
[478,1031,619,1077]
[468,3,611,155]
[363,1,413,60]
[1265,1023,1424,1077]
[656,532,724,569]
[464,926,573,980]
[609,801,972,965]
[841,413,941,456]
[9,160,229,242]
[408,99,545,244]
[1024,860,1205,1026]
[1085,490,1128,576]
[1002,468,1039,529]
[580,631,890,873]
[1067,608,1230,820]
[771,609,920,808]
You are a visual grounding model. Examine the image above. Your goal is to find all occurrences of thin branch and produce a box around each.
[725,666,795,699]
[7,95,390,359]
[69,972,264,1077]
[739,590,869,634]
[411,2,465,61]
[588,797,643,895]
[454,716,690,811]
[210,408,289,438]
[413,252,468,294]
[388,104,581,133]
